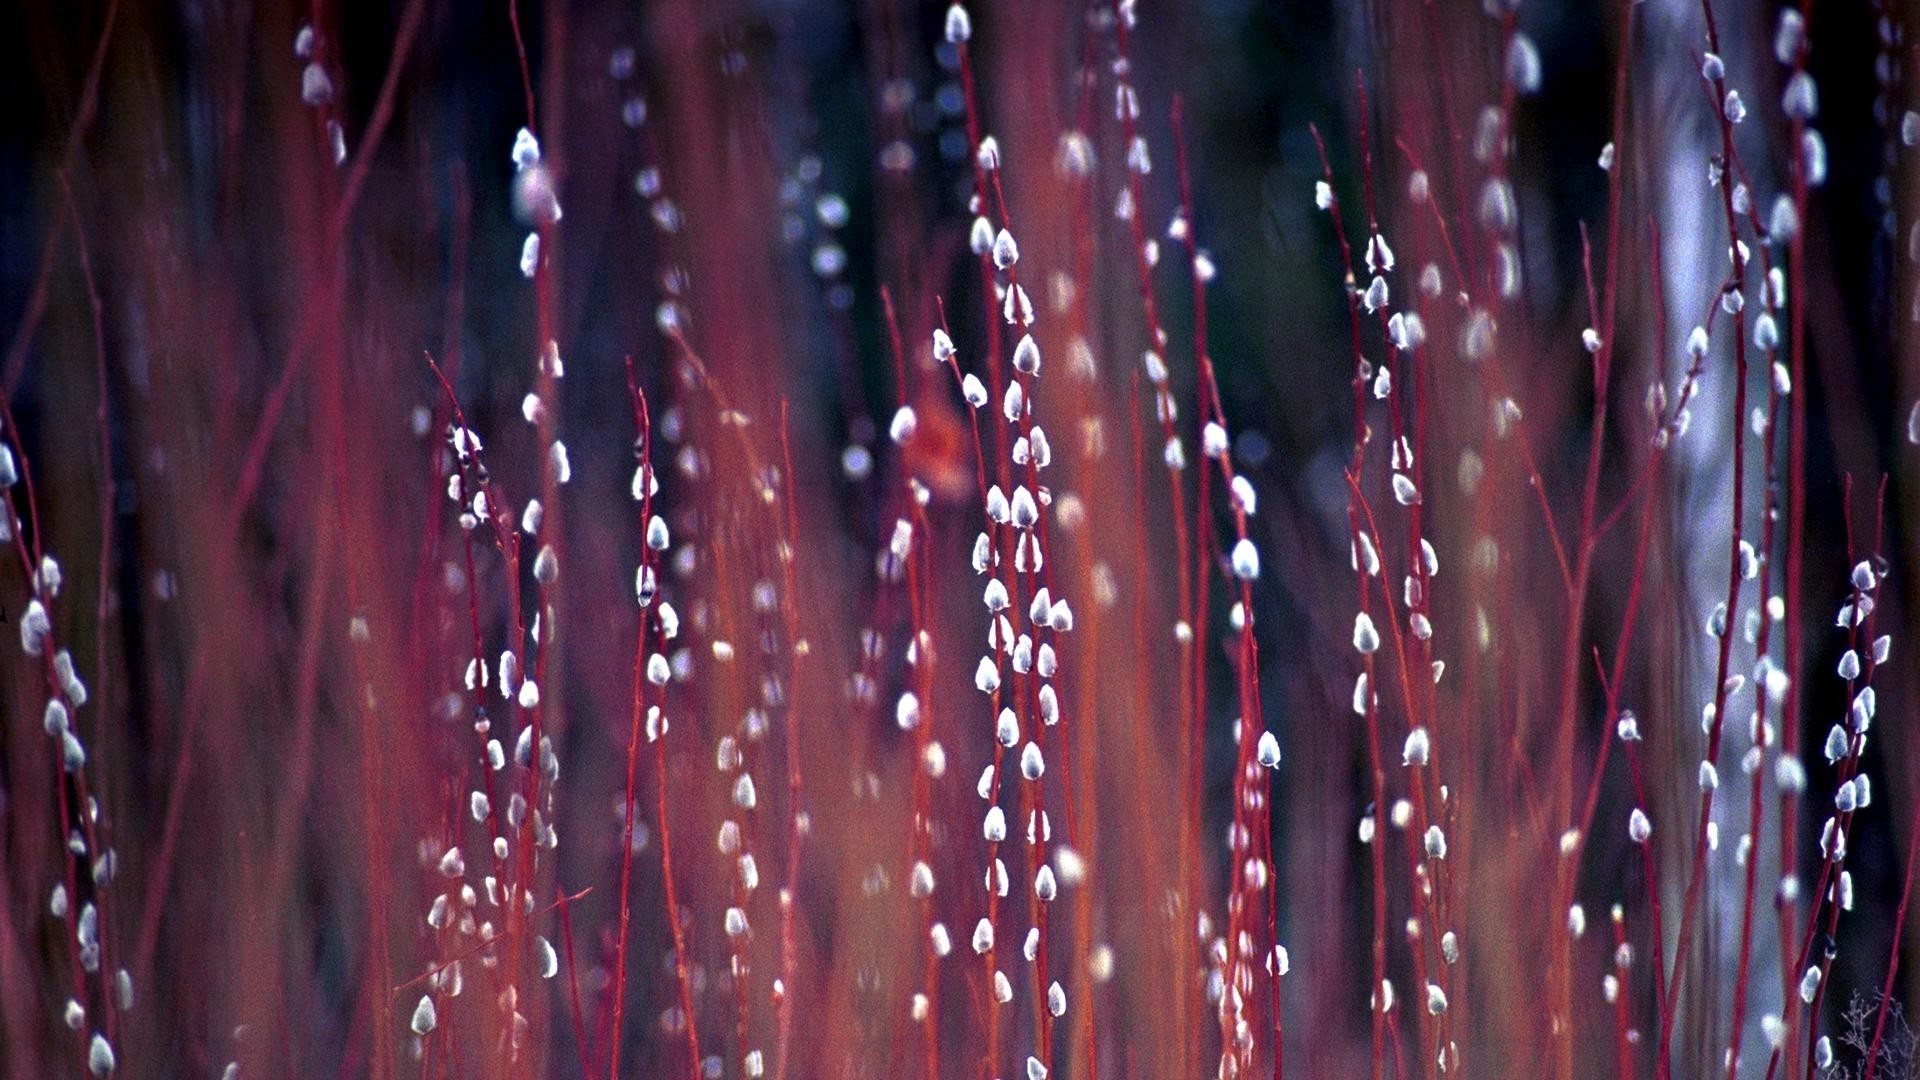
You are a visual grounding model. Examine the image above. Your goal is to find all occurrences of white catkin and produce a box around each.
[301,63,333,106]
[1364,276,1389,313]
[976,656,1001,694]
[1506,35,1541,93]
[1403,727,1430,767]
[1776,9,1805,63]
[963,373,988,408]
[993,229,1020,269]
[1048,599,1074,632]
[945,3,971,43]
[984,806,1007,843]
[1035,865,1057,901]
[1231,538,1261,581]
[1366,233,1396,274]
[1011,486,1038,528]
[889,406,919,445]
[1232,475,1257,516]
[512,127,541,171]
[520,232,541,279]
[411,994,438,1035]
[1014,335,1042,376]
[1257,731,1281,768]
[1353,612,1380,654]
[1021,742,1045,779]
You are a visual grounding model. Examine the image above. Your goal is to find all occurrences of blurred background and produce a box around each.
[3,0,1919,1077]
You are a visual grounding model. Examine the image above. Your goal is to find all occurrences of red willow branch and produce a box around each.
[611,363,700,1080]
[1307,118,1391,1080]
[1105,18,1204,1030]
[1652,14,1755,1075]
